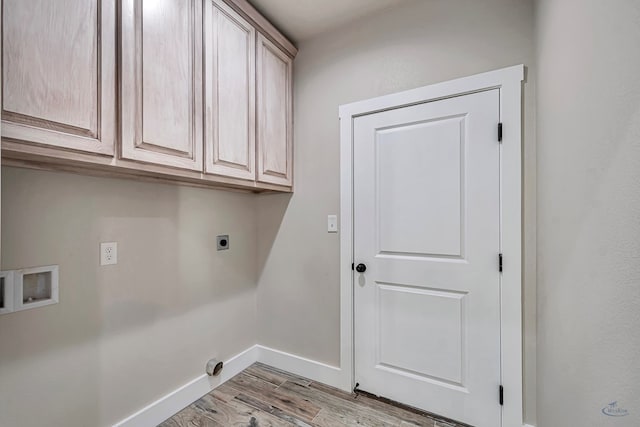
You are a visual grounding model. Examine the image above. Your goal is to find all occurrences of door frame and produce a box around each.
[338,65,525,427]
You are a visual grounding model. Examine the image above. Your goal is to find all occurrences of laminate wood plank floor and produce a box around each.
[160,363,467,427]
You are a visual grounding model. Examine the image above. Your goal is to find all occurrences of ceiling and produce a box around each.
[248,0,402,43]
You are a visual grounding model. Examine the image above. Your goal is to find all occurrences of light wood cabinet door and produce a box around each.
[204,0,255,180]
[1,0,116,155]
[256,34,293,187]
[120,0,203,171]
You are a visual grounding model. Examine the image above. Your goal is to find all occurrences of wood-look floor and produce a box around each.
[160,363,466,427]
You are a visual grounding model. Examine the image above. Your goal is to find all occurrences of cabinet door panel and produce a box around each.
[1,0,116,155]
[120,0,203,170]
[204,0,255,179]
[256,34,292,186]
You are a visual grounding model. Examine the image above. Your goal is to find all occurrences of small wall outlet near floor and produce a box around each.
[100,242,118,266]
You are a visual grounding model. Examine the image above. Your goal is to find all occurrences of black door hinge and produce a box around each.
[499,253,503,272]
[352,263,354,271]
[498,123,503,142]
[499,385,504,405]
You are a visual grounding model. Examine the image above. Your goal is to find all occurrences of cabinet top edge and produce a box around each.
[220,0,298,58]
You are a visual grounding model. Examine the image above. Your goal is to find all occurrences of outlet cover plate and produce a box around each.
[328,215,338,233]
[100,242,118,266]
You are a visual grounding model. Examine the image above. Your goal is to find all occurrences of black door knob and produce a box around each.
[355,263,367,273]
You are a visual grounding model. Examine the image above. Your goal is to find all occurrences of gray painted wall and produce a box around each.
[256,0,537,424]
[6,0,639,425]
[0,167,258,426]
[536,0,640,425]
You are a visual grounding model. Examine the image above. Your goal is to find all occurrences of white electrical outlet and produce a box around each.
[100,242,118,266]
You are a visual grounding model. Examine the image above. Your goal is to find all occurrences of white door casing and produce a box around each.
[353,89,500,427]
[339,65,524,427]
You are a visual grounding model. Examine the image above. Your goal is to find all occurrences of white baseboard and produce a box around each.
[114,344,529,427]
[255,344,347,391]
[112,344,346,427]
[113,346,259,427]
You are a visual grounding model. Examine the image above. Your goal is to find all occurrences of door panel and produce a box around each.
[256,34,292,186]
[204,0,255,179]
[377,116,464,257]
[354,89,500,427]
[2,0,116,155]
[378,283,466,385]
[120,0,203,170]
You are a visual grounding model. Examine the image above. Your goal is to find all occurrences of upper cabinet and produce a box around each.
[1,0,296,192]
[256,34,293,187]
[204,0,255,180]
[120,0,203,171]
[1,0,116,155]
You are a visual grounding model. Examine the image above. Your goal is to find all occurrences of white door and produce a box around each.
[354,89,501,427]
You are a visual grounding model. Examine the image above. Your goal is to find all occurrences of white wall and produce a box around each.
[0,167,258,427]
[535,0,640,425]
[256,0,537,423]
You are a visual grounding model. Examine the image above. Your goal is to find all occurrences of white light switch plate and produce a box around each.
[328,215,338,233]
[100,242,118,266]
